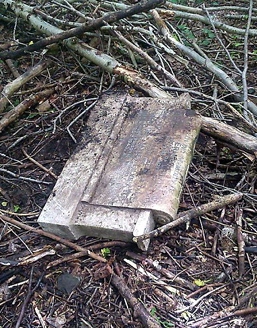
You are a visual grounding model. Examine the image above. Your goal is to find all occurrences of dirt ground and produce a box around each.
[0,1,257,327]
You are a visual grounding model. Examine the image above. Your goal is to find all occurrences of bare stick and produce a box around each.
[235,207,245,277]
[0,60,51,113]
[112,29,182,87]
[0,88,54,133]
[47,241,128,269]
[242,0,253,117]
[1,1,171,99]
[110,271,162,328]
[133,193,243,243]
[0,214,107,263]
[22,147,58,180]
[151,9,257,116]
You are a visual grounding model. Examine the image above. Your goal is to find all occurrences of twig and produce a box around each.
[15,267,44,328]
[203,5,242,75]
[133,193,243,243]
[188,305,257,328]
[235,207,245,277]
[242,0,253,118]
[151,9,257,116]
[66,98,98,143]
[0,214,107,263]
[22,147,58,179]
[159,7,257,36]
[162,86,257,133]
[176,285,225,314]
[112,29,182,87]
[109,269,162,328]
[126,251,197,291]
[15,266,35,328]
[0,168,52,185]
[166,3,257,14]
[0,60,51,113]
[0,88,55,134]
[47,241,128,269]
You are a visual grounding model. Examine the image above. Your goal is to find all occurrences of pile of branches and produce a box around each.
[1,0,257,139]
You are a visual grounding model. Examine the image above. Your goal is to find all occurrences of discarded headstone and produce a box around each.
[38,93,201,250]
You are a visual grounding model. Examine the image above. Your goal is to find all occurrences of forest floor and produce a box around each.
[0,1,257,327]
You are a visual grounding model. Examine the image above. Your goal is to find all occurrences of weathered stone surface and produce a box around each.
[38,93,201,250]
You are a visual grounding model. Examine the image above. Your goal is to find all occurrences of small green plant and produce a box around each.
[101,247,111,258]
[178,24,195,41]
[13,205,20,213]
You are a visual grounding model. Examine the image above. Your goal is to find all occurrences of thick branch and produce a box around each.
[1,1,170,99]
[201,116,257,156]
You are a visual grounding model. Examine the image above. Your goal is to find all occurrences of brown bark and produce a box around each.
[201,116,257,157]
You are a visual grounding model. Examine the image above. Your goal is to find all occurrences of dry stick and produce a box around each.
[0,60,51,113]
[150,9,257,116]
[126,250,197,291]
[112,29,182,87]
[5,59,20,78]
[133,193,243,243]
[235,207,245,277]
[0,0,165,60]
[201,116,257,156]
[0,88,55,134]
[163,86,257,133]
[1,213,159,326]
[0,214,107,263]
[22,147,58,180]
[110,272,162,328]
[15,266,35,328]
[189,306,257,328]
[47,241,128,269]
[242,0,253,118]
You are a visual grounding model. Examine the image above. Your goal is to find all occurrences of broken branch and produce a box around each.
[110,271,162,328]
[201,116,257,157]
[0,214,107,263]
[133,193,243,243]
[0,60,51,113]
[0,88,54,134]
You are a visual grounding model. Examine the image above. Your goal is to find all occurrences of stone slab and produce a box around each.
[38,93,201,250]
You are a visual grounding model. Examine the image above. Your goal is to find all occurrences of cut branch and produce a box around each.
[1,0,170,99]
[0,213,107,263]
[201,116,257,157]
